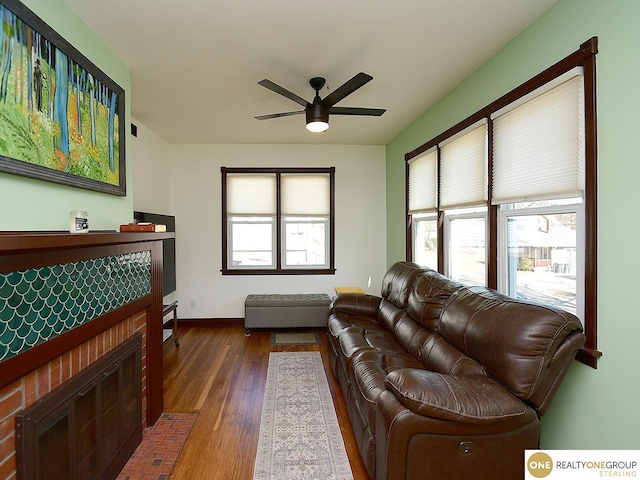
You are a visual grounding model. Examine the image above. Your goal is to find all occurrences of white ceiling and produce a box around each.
[62,0,557,145]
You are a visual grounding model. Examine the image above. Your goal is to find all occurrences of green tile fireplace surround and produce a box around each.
[0,251,152,362]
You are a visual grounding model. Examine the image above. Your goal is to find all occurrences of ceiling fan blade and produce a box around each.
[321,72,373,107]
[258,79,309,107]
[330,107,386,116]
[255,110,305,120]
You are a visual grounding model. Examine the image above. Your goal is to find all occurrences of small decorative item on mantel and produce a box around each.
[119,223,167,233]
[69,210,89,234]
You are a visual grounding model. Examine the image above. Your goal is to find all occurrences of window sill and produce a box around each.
[575,346,602,369]
[221,268,336,276]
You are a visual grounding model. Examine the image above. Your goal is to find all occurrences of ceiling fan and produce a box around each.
[255,72,386,133]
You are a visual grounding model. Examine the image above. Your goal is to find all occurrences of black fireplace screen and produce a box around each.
[15,333,142,480]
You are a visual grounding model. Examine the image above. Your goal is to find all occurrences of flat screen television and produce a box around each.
[133,211,176,296]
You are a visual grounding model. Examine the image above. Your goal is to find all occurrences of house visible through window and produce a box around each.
[500,200,582,317]
[405,38,599,367]
[221,167,335,275]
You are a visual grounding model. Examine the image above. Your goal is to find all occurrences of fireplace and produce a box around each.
[0,232,171,480]
[15,334,142,480]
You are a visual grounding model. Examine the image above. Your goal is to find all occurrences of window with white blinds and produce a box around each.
[440,122,488,209]
[491,68,585,204]
[408,148,437,213]
[222,167,335,274]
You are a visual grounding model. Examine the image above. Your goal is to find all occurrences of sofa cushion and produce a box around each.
[327,312,379,339]
[418,332,487,376]
[385,369,530,424]
[352,349,425,436]
[380,261,425,308]
[330,293,381,319]
[338,326,398,360]
[378,301,427,354]
[407,269,464,332]
[376,298,412,333]
[438,286,584,404]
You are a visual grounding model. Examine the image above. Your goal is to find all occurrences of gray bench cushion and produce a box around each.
[245,293,331,307]
[245,293,331,330]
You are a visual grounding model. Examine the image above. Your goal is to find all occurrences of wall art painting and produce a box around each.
[0,0,126,195]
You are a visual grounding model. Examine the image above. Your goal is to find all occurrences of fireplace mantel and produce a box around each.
[0,230,174,253]
[0,231,174,427]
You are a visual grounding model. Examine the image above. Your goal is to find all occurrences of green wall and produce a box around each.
[386,0,640,448]
[0,0,132,230]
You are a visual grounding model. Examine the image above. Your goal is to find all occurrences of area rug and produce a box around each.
[270,331,322,346]
[117,412,197,480]
[253,352,354,480]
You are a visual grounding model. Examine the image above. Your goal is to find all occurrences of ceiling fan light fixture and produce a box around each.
[306,120,329,133]
[306,104,329,133]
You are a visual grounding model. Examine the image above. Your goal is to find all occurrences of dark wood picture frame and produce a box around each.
[0,0,126,196]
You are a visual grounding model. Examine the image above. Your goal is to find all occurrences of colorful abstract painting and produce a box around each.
[0,0,125,195]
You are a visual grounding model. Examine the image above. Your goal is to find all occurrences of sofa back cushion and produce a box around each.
[378,266,485,377]
[377,298,412,334]
[438,286,584,407]
[407,269,464,332]
[377,304,485,377]
[380,262,425,309]
[417,332,487,376]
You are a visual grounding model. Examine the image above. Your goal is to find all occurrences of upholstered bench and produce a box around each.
[244,293,331,335]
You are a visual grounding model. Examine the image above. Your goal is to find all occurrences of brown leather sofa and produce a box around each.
[327,262,585,480]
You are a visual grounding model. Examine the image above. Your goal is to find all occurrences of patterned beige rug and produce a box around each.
[253,352,354,480]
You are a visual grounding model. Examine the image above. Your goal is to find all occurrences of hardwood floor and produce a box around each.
[163,326,369,479]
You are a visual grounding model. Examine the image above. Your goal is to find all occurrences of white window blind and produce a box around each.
[281,174,330,215]
[491,69,585,204]
[227,174,276,215]
[440,122,488,209]
[408,149,438,213]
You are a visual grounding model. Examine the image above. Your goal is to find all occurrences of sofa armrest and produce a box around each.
[384,369,528,424]
[330,293,381,317]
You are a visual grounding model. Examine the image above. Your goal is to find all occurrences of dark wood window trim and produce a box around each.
[405,37,600,368]
[221,166,336,275]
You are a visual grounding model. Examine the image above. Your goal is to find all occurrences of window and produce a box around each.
[407,122,488,283]
[444,207,487,286]
[222,167,335,274]
[405,38,599,367]
[493,69,586,318]
[407,149,438,270]
[411,213,438,270]
[499,200,583,317]
[440,122,488,285]
[226,173,277,268]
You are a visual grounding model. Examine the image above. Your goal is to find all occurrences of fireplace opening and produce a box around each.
[15,333,143,480]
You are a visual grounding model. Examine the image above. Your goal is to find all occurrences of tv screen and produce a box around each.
[133,211,176,296]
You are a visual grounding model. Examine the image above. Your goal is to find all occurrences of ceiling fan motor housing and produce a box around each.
[306,103,329,124]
